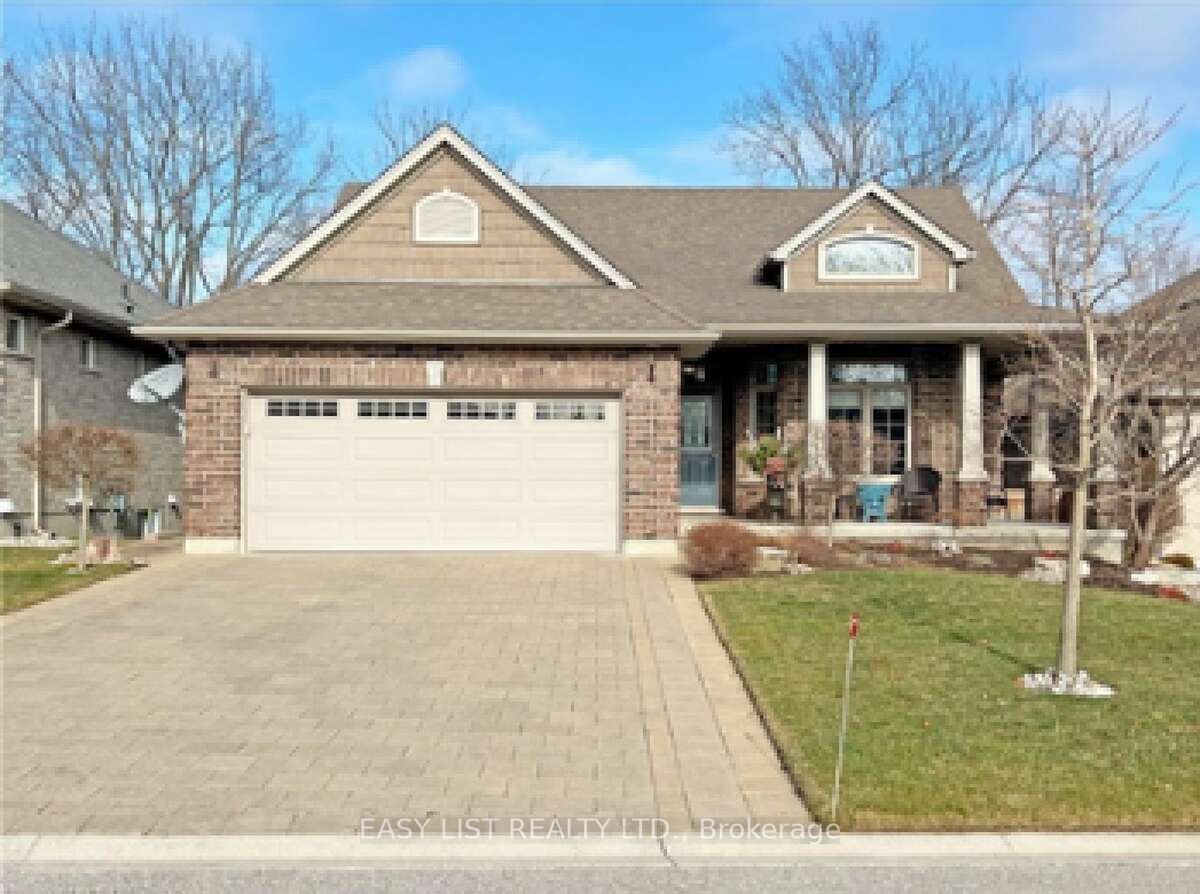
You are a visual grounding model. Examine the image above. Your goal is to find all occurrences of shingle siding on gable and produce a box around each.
[288,149,602,284]
[785,197,952,291]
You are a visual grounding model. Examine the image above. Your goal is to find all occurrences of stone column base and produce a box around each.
[954,478,988,527]
[734,479,767,518]
[1092,479,1122,529]
[801,478,834,525]
[1028,479,1056,523]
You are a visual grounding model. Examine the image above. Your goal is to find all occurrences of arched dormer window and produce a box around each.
[818,228,918,281]
[412,189,480,244]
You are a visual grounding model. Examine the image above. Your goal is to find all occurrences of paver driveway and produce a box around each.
[2,553,804,835]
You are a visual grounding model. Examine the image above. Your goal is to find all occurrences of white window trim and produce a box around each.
[80,336,97,370]
[829,383,913,479]
[749,384,780,442]
[817,228,920,283]
[412,188,481,244]
[6,315,25,353]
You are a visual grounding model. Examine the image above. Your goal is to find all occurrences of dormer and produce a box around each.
[768,181,975,292]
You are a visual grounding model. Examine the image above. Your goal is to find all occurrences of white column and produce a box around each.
[1029,381,1055,483]
[807,342,828,476]
[960,342,988,481]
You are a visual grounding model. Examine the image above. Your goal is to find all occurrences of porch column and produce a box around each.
[959,343,987,481]
[806,342,828,476]
[1028,381,1057,522]
[957,342,988,525]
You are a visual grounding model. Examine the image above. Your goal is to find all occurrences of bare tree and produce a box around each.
[1008,97,1195,680]
[3,18,336,304]
[20,424,139,572]
[724,22,1064,228]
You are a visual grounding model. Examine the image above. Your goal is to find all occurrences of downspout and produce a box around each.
[32,311,73,532]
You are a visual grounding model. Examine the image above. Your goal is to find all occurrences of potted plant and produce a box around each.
[740,436,804,520]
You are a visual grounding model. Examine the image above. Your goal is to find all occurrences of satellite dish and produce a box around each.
[129,363,184,403]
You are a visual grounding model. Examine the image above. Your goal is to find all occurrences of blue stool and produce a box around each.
[857,482,893,522]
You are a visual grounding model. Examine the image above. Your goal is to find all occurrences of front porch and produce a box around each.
[678,340,1123,543]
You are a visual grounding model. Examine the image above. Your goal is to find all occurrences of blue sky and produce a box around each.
[7,1,1199,211]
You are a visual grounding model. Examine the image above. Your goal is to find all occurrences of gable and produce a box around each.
[785,197,953,292]
[261,125,634,287]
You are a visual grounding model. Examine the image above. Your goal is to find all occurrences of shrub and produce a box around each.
[684,522,760,579]
[779,534,841,569]
[1162,553,1196,570]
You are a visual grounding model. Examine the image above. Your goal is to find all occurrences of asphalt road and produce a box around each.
[7,862,1200,893]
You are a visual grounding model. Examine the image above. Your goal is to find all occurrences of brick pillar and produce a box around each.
[801,478,834,526]
[954,477,988,527]
[1092,479,1121,529]
[735,479,767,518]
[1028,479,1056,522]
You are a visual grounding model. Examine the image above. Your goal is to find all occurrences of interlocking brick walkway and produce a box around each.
[1,553,805,834]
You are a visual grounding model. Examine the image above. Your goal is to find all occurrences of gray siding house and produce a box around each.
[1,202,183,540]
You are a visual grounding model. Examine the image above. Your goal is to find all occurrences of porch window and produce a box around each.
[752,388,778,439]
[828,384,910,476]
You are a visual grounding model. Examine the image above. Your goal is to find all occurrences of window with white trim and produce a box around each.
[413,189,480,243]
[80,337,97,369]
[5,316,24,353]
[267,399,339,418]
[535,400,606,421]
[357,400,429,419]
[447,400,516,420]
[819,230,917,280]
[828,379,910,477]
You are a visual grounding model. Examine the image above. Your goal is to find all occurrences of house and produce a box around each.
[1140,268,1200,562]
[134,124,1100,556]
[1,202,183,540]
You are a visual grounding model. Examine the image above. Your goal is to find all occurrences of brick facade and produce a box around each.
[1,303,183,538]
[183,343,681,544]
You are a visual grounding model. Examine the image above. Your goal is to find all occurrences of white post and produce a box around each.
[831,612,860,824]
[807,342,828,476]
[959,343,987,481]
[1029,389,1055,484]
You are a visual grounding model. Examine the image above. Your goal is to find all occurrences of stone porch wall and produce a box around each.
[183,344,680,544]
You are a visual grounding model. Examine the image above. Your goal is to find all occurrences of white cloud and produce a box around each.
[1037,4,1200,78]
[512,148,656,186]
[470,104,544,146]
[386,47,467,100]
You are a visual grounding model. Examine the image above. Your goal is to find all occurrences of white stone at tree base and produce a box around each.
[1022,668,1115,698]
[1021,556,1090,584]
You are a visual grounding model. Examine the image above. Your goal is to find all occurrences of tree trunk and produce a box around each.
[77,480,91,573]
[1132,499,1159,569]
[1060,468,1087,679]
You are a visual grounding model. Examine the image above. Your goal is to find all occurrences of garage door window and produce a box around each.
[535,400,607,421]
[358,400,429,419]
[447,400,516,420]
[267,399,338,418]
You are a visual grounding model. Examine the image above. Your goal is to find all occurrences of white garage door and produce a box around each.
[245,395,620,552]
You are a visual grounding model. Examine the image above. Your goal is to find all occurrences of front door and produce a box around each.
[680,395,719,507]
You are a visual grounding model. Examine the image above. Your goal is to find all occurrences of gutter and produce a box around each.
[714,321,1081,340]
[32,311,73,531]
[131,325,720,357]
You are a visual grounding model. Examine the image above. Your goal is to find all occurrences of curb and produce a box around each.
[5,834,1199,865]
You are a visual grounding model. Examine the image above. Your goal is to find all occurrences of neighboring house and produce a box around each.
[1140,268,1200,562]
[136,125,1085,556]
[1,202,183,540]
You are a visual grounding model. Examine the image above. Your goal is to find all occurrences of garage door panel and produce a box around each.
[247,396,619,552]
[262,437,345,463]
[257,475,342,503]
[442,436,522,461]
[351,478,433,503]
[353,437,434,462]
[442,478,523,503]
[529,478,613,504]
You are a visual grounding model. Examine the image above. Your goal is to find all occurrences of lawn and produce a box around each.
[702,568,1199,830]
[1,547,137,614]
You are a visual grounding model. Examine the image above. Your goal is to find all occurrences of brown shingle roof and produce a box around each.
[138,280,703,334]
[141,184,1054,338]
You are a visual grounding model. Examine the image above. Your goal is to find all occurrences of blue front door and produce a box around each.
[680,396,719,507]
